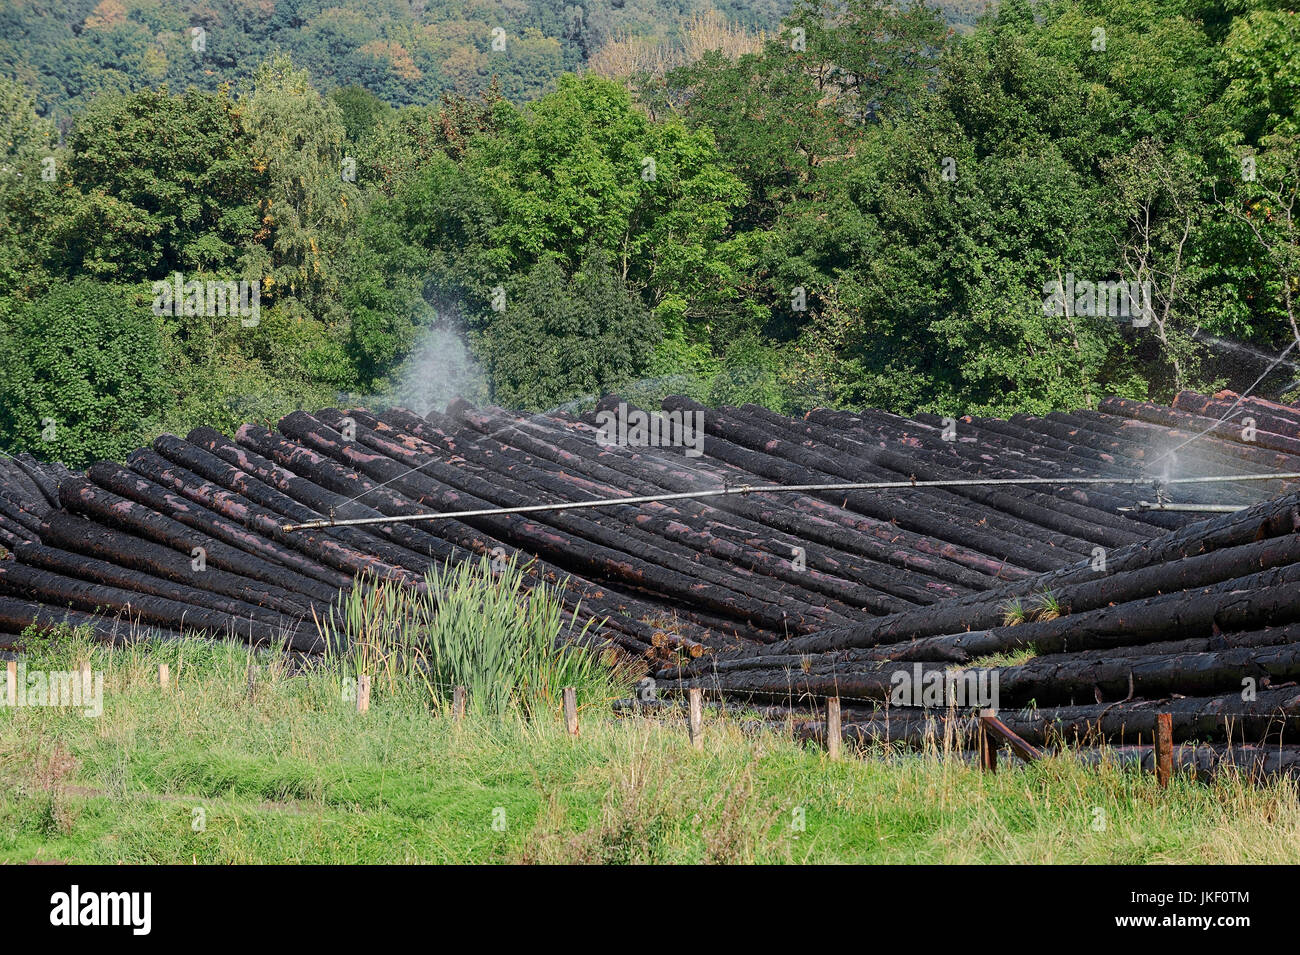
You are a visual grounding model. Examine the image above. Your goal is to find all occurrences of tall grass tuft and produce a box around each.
[317,556,628,717]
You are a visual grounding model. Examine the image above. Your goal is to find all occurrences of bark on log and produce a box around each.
[59,477,338,607]
[39,512,315,618]
[0,561,321,651]
[88,461,353,591]
[15,541,300,632]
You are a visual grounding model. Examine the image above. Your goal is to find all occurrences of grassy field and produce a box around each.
[4,632,1300,865]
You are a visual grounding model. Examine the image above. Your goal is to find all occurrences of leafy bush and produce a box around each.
[0,280,171,466]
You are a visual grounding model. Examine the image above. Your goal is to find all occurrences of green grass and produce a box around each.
[4,634,1300,864]
[318,557,624,717]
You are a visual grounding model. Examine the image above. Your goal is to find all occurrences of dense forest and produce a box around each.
[0,0,1296,467]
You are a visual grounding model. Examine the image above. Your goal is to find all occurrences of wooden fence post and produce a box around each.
[452,685,467,723]
[563,686,578,736]
[158,663,170,691]
[1155,712,1173,788]
[688,688,704,749]
[6,660,15,706]
[978,707,997,773]
[826,696,842,760]
[246,664,256,702]
[356,674,371,714]
[979,709,1043,765]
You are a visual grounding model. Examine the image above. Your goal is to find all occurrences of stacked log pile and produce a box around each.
[0,385,1294,746]
[661,388,1300,760]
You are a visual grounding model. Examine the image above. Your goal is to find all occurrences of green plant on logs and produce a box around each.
[317,555,628,717]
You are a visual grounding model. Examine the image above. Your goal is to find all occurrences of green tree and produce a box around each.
[239,55,359,315]
[0,77,59,298]
[0,280,171,466]
[50,85,261,283]
[473,247,661,409]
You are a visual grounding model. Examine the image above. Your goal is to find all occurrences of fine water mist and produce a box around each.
[378,324,489,415]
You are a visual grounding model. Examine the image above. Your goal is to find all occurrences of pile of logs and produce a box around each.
[0,386,1297,756]
[657,391,1300,767]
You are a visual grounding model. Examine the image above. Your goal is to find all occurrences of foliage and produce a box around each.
[1,0,1300,465]
[318,556,623,718]
[0,279,170,466]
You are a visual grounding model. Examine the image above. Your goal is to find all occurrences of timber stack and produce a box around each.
[1,388,1299,775]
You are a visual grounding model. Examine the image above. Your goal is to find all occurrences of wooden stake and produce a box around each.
[246,664,256,702]
[158,663,170,691]
[1155,712,1173,788]
[826,696,842,760]
[979,709,1043,763]
[356,674,371,714]
[6,660,15,707]
[978,707,997,773]
[563,686,578,736]
[452,685,467,723]
[688,687,703,749]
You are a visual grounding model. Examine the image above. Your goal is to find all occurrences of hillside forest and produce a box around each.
[0,0,1297,467]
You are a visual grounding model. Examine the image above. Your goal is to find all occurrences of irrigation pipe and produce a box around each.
[282,471,1300,532]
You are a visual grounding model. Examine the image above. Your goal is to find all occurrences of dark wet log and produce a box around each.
[128,447,420,587]
[58,477,338,607]
[0,491,46,535]
[1074,743,1300,781]
[231,423,715,651]
[655,396,1066,572]
[1175,390,1300,436]
[339,408,865,628]
[0,458,50,510]
[372,406,916,615]
[0,501,37,545]
[0,561,321,651]
[148,436,693,648]
[15,541,298,632]
[188,427,469,569]
[719,488,1300,662]
[750,402,1149,545]
[810,408,1149,527]
[40,512,315,618]
[662,628,1300,710]
[276,410,817,637]
[330,408,870,626]
[236,420,717,651]
[401,405,880,601]
[995,641,1300,707]
[87,461,353,592]
[155,433,440,578]
[0,523,24,549]
[11,454,59,508]
[1101,397,1300,466]
[722,688,1300,748]
[667,620,1300,685]
[675,396,1143,551]
[448,403,1000,593]
[1001,688,1300,747]
[0,594,184,646]
[871,558,1300,663]
[1060,411,1282,506]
